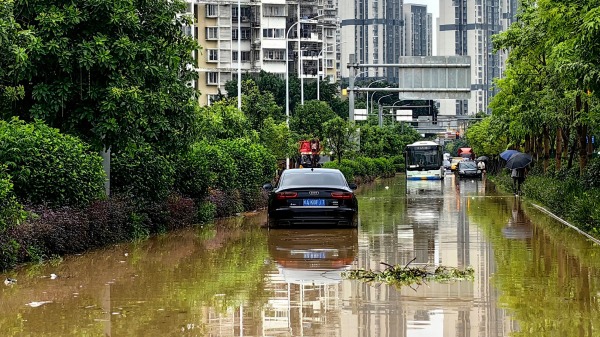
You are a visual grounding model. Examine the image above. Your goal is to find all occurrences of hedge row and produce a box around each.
[323,157,396,183]
[493,158,600,238]
[0,118,106,207]
[0,119,277,271]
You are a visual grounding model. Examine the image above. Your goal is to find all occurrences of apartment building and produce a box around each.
[403,3,432,57]
[191,0,338,106]
[338,0,405,82]
[437,0,517,116]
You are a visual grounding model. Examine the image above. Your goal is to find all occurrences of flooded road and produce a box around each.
[1,175,600,336]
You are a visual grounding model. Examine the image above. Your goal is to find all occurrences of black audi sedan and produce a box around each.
[263,168,358,228]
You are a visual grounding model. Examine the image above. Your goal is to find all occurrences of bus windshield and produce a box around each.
[405,146,442,170]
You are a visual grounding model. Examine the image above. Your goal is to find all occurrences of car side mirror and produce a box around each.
[348,183,357,190]
[262,183,273,191]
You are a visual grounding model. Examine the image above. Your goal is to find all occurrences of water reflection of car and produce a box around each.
[457,160,482,178]
[263,168,358,228]
[268,229,358,284]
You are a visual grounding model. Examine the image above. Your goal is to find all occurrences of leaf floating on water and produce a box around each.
[343,262,474,289]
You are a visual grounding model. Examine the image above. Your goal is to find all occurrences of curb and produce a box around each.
[530,203,600,245]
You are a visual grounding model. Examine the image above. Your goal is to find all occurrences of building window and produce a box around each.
[207,49,218,62]
[262,28,285,39]
[207,72,219,85]
[206,4,217,17]
[326,59,333,68]
[264,5,286,17]
[207,94,218,106]
[263,49,285,61]
[232,51,251,62]
[232,28,251,40]
[206,27,218,40]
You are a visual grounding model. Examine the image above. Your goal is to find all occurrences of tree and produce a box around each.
[196,101,254,142]
[465,116,507,156]
[9,0,199,155]
[289,100,336,138]
[259,117,294,160]
[323,117,358,163]
[241,79,283,130]
[0,0,38,117]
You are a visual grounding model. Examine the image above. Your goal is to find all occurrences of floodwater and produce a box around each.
[1,175,600,337]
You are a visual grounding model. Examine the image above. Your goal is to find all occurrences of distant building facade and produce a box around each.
[190,0,338,106]
[403,4,432,57]
[338,0,405,82]
[437,0,517,116]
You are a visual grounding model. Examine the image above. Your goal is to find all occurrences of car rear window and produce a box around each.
[280,171,347,188]
[459,161,477,169]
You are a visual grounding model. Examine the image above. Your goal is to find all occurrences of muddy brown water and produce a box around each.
[1,175,599,336]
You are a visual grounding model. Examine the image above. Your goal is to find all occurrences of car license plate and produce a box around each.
[304,251,326,259]
[303,199,325,206]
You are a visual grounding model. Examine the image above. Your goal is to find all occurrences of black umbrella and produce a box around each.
[505,153,532,169]
[476,156,489,162]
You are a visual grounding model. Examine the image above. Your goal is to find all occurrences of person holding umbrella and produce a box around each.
[505,152,533,195]
[511,167,526,195]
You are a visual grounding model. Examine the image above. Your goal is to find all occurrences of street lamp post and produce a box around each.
[285,21,301,169]
[377,93,394,127]
[366,79,385,115]
[237,0,241,110]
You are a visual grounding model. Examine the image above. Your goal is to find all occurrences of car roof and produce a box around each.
[282,168,342,175]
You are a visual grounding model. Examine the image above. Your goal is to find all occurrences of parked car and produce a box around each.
[457,160,482,178]
[263,168,358,228]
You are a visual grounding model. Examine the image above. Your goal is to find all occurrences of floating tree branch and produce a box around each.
[342,262,475,289]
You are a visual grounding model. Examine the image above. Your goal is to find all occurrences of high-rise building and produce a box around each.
[338,0,405,82]
[191,0,338,106]
[437,0,516,116]
[403,4,432,57]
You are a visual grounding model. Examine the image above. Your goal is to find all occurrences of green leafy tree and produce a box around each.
[465,116,507,156]
[9,0,199,154]
[196,101,254,141]
[0,0,38,117]
[323,117,358,163]
[259,117,293,160]
[241,79,283,130]
[290,100,336,138]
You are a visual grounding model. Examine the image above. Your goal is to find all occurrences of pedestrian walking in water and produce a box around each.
[511,167,526,195]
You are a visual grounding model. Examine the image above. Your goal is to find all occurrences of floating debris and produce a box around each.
[26,301,53,308]
[50,273,58,280]
[4,278,16,286]
[343,259,474,289]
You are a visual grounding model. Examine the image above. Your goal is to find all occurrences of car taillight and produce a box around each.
[331,192,353,199]
[275,192,298,200]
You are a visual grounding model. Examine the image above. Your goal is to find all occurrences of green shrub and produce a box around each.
[198,141,238,191]
[0,238,19,271]
[582,157,600,189]
[0,118,106,207]
[0,166,26,231]
[356,157,377,177]
[217,138,276,189]
[215,138,276,209]
[111,143,175,203]
[390,155,405,172]
[197,200,216,223]
[174,144,214,200]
